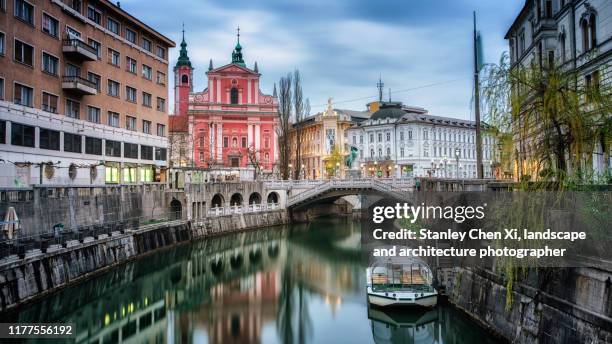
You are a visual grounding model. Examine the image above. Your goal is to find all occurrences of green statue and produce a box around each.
[346,146,359,168]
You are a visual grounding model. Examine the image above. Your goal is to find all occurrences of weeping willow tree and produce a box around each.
[481,52,612,184]
[480,53,611,309]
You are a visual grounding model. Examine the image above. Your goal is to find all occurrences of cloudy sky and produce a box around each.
[120,0,524,120]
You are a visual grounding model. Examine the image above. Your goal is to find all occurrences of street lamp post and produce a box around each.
[455,147,460,179]
[288,163,293,180]
[442,156,448,178]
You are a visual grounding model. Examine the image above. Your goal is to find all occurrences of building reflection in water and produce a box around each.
[3,219,498,344]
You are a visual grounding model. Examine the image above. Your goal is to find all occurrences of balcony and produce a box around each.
[62,76,97,96]
[62,39,98,61]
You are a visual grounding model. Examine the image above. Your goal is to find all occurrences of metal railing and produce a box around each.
[0,211,184,261]
[208,203,280,217]
[287,178,416,206]
[62,38,98,55]
[62,75,97,89]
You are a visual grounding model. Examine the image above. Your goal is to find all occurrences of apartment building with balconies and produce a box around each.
[0,0,175,187]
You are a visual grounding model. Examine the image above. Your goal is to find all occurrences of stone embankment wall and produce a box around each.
[448,267,612,343]
[0,208,288,311]
[0,184,168,237]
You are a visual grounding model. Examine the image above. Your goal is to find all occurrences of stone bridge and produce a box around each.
[265,178,415,209]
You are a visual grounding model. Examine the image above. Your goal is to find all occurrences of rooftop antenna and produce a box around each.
[388,88,392,102]
[377,75,384,102]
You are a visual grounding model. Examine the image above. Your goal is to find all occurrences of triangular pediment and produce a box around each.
[208,63,259,75]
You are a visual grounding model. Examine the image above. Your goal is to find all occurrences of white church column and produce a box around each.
[217,123,223,161]
[247,124,254,147]
[216,79,222,103]
[255,124,261,150]
[247,79,252,104]
[209,123,215,160]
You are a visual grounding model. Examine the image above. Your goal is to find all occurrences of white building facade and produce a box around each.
[346,102,496,179]
[505,0,611,179]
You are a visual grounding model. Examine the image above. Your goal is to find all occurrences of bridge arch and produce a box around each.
[211,193,225,208]
[248,192,262,205]
[267,191,279,204]
[230,193,243,206]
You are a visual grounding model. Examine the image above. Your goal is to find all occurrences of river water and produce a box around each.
[4,217,500,344]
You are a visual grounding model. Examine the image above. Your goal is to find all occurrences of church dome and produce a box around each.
[371,103,406,120]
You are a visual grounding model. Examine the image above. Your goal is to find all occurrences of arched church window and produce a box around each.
[581,18,589,51]
[231,87,239,104]
[181,74,189,85]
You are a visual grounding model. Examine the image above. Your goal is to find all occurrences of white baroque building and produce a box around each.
[346,102,496,179]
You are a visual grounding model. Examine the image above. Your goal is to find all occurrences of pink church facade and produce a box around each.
[172,31,279,171]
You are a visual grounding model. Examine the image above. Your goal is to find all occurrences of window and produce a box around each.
[223,137,229,148]
[399,132,404,141]
[230,87,239,104]
[87,72,100,91]
[155,147,167,161]
[181,74,188,84]
[105,139,121,157]
[88,39,100,58]
[13,83,33,106]
[547,51,555,68]
[87,5,101,24]
[65,26,81,39]
[156,97,165,112]
[42,52,58,75]
[142,120,151,134]
[400,147,404,157]
[156,72,165,85]
[589,14,597,49]
[108,49,120,66]
[126,86,136,102]
[70,0,81,13]
[156,46,166,59]
[64,133,82,153]
[386,132,390,141]
[107,111,119,127]
[142,92,152,107]
[142,64,152,80]
[156,124,165,137]
[126,57,137,74]
[85,137,102,155]
[105,166,119,183]
[559,33,566,63]
[125,28,136,44]
[42,92,58,113]
[126,115,136,131]
[369,133,374,143]
[141,37,151,52]
[242,137,247,148]
[39,128,59,150]
[0,32,4,55]
[11,123,35,147]
[66,99,80,119]
[141,145,153,160]
[87,106,100,123]
[378,133,382,142]
[65,63,80,77]
[0,0,5,11]
[386,147,391,156]
[519,30,525,55]
[0,78,3,100]
[107,79,119,97]
[14,39,33,66]
[545,0,552,18]
[107,17,119,35]
[124,142,138,159]
[42,13,59,37]
[14,0,34,25]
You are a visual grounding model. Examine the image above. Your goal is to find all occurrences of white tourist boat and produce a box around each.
[366,257,437,308]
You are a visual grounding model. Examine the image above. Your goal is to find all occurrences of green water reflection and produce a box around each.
[3,217,499,344]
